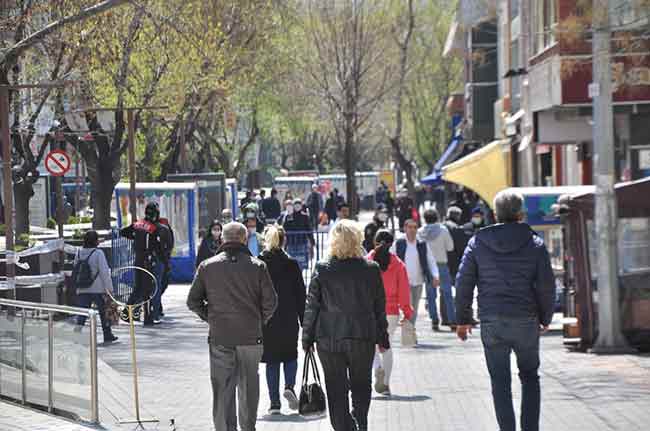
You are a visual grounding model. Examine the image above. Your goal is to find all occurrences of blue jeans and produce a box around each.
[265,360,298,406]
[425,263,456,324]
[480,317,541,431]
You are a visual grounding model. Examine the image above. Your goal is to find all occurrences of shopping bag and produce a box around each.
[401,320,417,347]
[299,350,327,417]
[104,295,120,326]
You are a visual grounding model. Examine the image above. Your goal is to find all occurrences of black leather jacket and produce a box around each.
[302,257,390,352]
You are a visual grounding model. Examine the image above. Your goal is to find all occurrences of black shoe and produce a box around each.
[104,334,118,343]
[432,323,440,332]
[267,404,281,415]
[143,320,154,327]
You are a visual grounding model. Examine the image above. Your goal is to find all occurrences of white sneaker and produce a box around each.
[283,388,299,411]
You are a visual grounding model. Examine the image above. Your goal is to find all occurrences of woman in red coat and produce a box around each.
[367,229,413,396]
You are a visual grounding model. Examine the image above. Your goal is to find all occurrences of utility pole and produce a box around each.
[81,106,166,224]
[127,110,137,224]
[591,0,630,352]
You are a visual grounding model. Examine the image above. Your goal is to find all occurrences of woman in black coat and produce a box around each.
[258,225,306,415]
[196,220,222,267]
[302,220,389,431]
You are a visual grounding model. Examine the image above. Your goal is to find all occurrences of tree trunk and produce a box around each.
[90,159,118,229]
[344,125,356,215]
[13,181,33,238]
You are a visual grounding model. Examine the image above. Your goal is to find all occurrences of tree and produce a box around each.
[386,0,416,198]
[404,1,461,172]
[0,0,130,237]
[64,3,169,228]
[299,0,392,214]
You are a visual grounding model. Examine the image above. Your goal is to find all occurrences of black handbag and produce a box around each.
[298,350,327,417]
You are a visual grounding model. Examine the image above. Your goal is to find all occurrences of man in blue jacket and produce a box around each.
[455,190,555,431]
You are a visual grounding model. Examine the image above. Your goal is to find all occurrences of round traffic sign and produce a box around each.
[45,149,71,177]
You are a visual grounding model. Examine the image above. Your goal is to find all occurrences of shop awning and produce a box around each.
[420,134,462,185]
[442,139,512,205]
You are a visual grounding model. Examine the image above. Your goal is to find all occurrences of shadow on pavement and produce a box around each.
[258,413,325,423]
[406,344,449,351]
[372,394,431,402]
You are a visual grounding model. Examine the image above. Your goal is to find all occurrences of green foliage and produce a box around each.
[47,218,57,229]
[66,216,93,225]
[16,233,36,251]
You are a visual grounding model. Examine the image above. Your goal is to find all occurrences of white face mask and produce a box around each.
[294,204,302,212]
[378,213,388,222]
[286,205,294,214]
[472,217,483,226]
[246,212,255,219]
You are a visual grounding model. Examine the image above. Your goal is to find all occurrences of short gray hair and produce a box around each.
[493,190,525,223]
[222,222,247,244]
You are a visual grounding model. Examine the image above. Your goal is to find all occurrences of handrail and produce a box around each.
[0,298,99,424]
[0,298,98,317]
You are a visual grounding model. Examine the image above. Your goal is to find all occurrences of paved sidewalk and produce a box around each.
[4,284,650,430]
[0,401,98,431]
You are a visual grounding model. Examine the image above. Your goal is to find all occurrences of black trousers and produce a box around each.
[318,342,375,431]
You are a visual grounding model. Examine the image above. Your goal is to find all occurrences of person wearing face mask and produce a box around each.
[197,220,223,267]
[280,199,315,271]
[246,217,264,256]
[242,203,265,234]
[363,204,389,253]
[119,201,167,325]
[463,207,487,235]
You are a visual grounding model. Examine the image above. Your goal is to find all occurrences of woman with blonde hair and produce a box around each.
[302,219,389,431]
[258,225,306,415]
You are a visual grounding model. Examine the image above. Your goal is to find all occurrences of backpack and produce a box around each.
[72,249,99,289]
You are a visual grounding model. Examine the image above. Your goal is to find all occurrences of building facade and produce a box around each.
[438,0,650,201]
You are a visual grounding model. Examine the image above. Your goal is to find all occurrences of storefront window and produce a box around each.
[587,218,650,279]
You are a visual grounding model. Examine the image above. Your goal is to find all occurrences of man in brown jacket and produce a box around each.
[187,222,277,431]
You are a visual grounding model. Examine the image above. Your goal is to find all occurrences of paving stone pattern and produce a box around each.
[3,283,650,431]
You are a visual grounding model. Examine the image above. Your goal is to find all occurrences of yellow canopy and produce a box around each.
[442,139,512,206]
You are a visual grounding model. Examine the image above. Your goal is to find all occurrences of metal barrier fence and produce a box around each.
[0,298,99,423]
[285,230,329,283]
[111,230,135,303]
[110,228,329,284]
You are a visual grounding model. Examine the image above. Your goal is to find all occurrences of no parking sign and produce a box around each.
[45,149,71,177]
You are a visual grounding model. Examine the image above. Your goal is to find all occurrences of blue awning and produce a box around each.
[420,134,462,185]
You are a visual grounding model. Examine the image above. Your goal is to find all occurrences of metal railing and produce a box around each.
[285,230,329,282]
[0,298,99,424]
